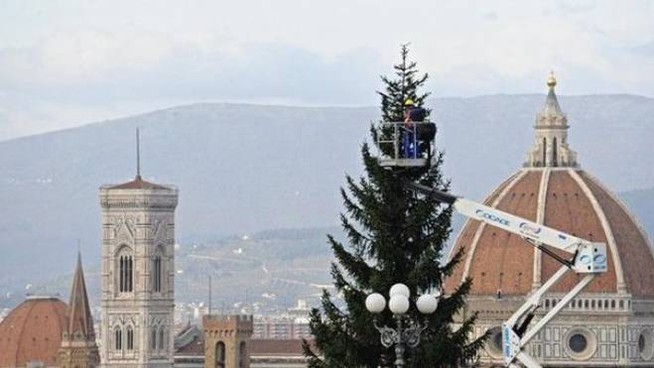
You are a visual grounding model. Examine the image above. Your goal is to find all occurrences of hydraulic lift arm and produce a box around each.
[406,182,608,368]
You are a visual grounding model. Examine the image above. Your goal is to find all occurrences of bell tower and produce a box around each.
[99,130,178,367]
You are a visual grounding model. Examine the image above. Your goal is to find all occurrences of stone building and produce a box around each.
[0,254,99,368]
[445,75,654,366]
[174,315,308,368]
[203,315,252,368]
[99,173,178,367]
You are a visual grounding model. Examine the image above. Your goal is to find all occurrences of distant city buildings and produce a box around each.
[252,300,312,340]
[252,316,311,340]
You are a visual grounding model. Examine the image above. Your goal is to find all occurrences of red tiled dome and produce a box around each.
[445,76,654,300]
[0,297,67,367]
[445,168,654,297]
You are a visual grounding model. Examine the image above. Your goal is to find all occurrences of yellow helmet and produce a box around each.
[404,99,415,106]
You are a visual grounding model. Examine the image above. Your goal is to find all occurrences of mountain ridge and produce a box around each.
[1,93,653,294]
[4,93,654,144]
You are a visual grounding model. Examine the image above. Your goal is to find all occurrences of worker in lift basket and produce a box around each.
[402,99,426,158]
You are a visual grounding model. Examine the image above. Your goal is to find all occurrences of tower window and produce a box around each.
[239,342,247,368]
[127,326,134,350]
[158,327,165,350]
[151,328,157,350]
[115,327,122,351]
[118,249,134,293]
[153,255,162,293]
[216,342,226,368]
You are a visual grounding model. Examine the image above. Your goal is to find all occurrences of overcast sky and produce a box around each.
[1,0,653,139]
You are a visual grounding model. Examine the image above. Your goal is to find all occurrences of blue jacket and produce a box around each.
[409,106,426,122]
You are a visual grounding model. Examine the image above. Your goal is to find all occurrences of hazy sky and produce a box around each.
[1,0,653,139]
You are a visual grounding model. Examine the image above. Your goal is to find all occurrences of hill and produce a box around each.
[621,188,654,243]
[1,94,653,295]
[6,226,338,313]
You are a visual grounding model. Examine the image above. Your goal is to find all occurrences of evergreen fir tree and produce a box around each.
[303,44,486,367]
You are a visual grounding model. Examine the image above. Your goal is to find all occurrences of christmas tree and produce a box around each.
[303,44,485,367]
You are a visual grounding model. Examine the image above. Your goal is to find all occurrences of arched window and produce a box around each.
[151,328,157,350]
[117,247,134,293]
[127,326,134,350]
[119,257,124,292]
[552,137,558,167]
[542,137,547,166]
[215,341,226,368]
[158,327,165,351]
[239,341,247,368]
[114,327,122,351]
[128,256,133,291]
[153,254,162,293]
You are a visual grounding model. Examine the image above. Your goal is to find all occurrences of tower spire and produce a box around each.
[136,128,141,180]
[542,71,563,116]
[67,251,95,340]
[524,72,578,168]
[57,251,100,367]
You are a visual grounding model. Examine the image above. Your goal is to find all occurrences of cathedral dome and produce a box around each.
[444,169,654,297]
[445,75,654,367]
[0,297,67,367]
[444,76,654,299]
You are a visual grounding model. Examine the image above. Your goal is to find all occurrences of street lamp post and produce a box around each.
[366,283,440,368]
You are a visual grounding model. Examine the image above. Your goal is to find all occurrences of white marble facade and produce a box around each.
[99,182,178,368]
[470,296,654,366]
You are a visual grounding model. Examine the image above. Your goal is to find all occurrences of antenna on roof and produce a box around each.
[208,275,212,316]
[136,128,142,180]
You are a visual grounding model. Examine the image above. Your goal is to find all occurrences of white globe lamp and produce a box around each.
[389,283,410,298]
[388,294,410,315]
[416,294,438,314]
[365,293,386,314]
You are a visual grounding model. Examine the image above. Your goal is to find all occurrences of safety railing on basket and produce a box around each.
[377,121,436,167]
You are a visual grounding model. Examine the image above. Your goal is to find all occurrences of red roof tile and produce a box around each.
[0,297,67,367]
[108,175,168,190]
[445,169,654,298]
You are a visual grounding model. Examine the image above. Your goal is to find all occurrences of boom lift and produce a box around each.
[377,126,608,367]
[405,183,607,368]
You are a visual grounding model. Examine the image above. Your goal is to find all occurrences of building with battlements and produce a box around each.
[174,314,308,368]
[203,315,252,368]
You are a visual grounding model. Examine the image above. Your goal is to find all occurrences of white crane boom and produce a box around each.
[406,182,607,367]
